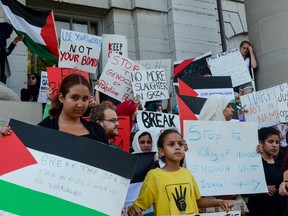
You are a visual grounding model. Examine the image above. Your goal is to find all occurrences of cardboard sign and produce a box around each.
[0,119,137,216]
[131,68,169,102]
[59,29,102,73]
[37,71,49,103]
[95,53,144,102]
[101,34,128,68]
[108,116,130,152]
[47,67,90,98]
[137,110,180,131]
[184,120,267,196]
[173,52,212,82]
[206,49,251,87]
[240,83,288,128]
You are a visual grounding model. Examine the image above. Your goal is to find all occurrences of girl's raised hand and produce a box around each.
[0,123,11,136]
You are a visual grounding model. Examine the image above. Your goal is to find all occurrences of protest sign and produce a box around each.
[37,71,49,103]
[95,53,144,102]
[0,119,137,216]
[138,59,172,91]
[137,110,180,131]
[206,49,251,87]
[131,68,169,102]
[178,76,234,99]
[108,116,130,153]
[58,29,102,73]
[102,34,128,68]
[173,52,212,83]
[184,120,267,196]
[47,67,90,98]
[240,83,288,128]
[277,84,288,122]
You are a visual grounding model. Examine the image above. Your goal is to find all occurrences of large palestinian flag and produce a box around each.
[0,0,59,64]
[0,119,137,216]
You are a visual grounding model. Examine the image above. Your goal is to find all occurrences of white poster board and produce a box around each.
[137,110,180,131]
[206,49,251,87]
[94,53,144,102]
[184,120,267,196]
[59,29,102,73]
[131,69,169,103]
[101,34,128,68]
[37,71,48,103]
[240,83,287,128]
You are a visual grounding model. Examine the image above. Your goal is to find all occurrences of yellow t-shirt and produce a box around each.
[134,167,201,216]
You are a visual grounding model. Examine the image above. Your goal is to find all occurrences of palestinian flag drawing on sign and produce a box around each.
[0,119,137,216]
[0,0,59,64]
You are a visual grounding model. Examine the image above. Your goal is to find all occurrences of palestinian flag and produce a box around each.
[0,0,59,64]
[124,152,156,216]
[0,119,137,216]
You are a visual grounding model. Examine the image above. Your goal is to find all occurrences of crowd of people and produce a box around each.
[1,33,288,216]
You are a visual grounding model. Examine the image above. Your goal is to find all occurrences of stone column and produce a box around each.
[244,0,288,89]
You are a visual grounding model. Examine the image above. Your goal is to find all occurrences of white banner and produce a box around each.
[184,120,267,196]
[206,49,251,87]
[59,29,102,73]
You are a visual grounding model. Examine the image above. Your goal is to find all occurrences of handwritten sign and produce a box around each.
[206,49,251,87]
[138,59,172,91]
[108,116,130,152]
[102,34,128,68]
[240,83,288,128]
[0,119,137,216]
[37,71,49,103]
[131,69,169,102]
[277,84,288,122]
[137,110,180,131]
[58,29,102,73]
[184,120,267,196]
[47,67,90,98]
[95,53,144,102]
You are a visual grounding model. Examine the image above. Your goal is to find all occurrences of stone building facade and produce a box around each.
[1,0,248,95]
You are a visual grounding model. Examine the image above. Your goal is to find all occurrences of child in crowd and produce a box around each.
[128,129,231,216]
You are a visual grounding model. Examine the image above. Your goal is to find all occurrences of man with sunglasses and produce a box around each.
[0,22,24,84]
